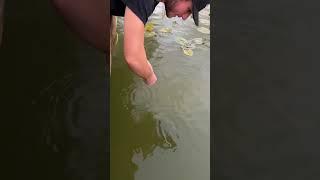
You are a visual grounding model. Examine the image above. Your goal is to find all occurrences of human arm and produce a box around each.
[123,7,157,85]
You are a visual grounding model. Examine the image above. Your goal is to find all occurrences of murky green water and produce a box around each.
[111,4,210,180]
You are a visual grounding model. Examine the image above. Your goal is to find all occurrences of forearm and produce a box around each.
[123,7,157,85]
[125,49,153,80]
[51,0,108,53]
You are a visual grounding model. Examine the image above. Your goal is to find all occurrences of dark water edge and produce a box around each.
[1,1,108,179]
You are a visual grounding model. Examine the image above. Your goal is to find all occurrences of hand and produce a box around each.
[145,72,157,86]
[144,61,157,86]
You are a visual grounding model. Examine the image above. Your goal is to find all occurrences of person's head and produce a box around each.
[164,0,192,20]
[162,0,211,25]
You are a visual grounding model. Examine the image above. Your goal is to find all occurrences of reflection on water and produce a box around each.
[111,3,210,180]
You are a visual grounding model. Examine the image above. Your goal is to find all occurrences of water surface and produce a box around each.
[111,3,211,180]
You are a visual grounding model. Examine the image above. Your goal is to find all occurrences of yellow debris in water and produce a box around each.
[183,48,193,56]
[159,27,172,33]
[145,22,154,32]
[199,19,210,26]
[197,27,210,34]
[175,37,188,46]
[191,38,203,45]
[114,32,119,45]
[145,31,156,38]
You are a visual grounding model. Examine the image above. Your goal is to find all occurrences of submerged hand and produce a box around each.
[145,72,157,86]
[144,61,157,86]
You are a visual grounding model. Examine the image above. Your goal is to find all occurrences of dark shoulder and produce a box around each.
[123,0,159,24]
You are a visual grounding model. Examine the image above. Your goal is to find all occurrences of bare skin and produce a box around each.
[123,7,157,85]
[51,0,192,85]
[163,0,192,19]
[122,0,192,85]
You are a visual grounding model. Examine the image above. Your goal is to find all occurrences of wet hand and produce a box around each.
[145,72,157,86]
[144,61,157,86]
